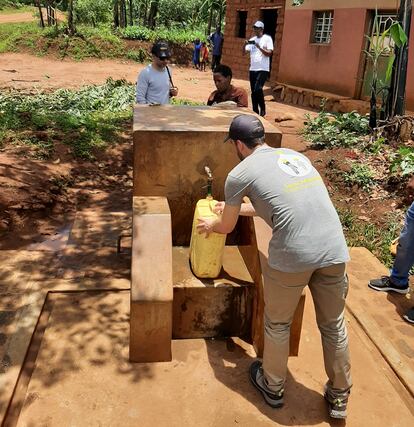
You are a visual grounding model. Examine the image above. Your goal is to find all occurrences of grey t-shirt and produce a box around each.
[136,65,170,105]
[225,145,350,272]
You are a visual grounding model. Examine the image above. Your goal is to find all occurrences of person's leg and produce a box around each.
[216,54,221,67]
[391,201,414,285]
[254,71,268,116]
[308,263,352,409]
[249,71,259,114]
[369,201,414,293]
[261,265,312,393]
[212,55,218,71]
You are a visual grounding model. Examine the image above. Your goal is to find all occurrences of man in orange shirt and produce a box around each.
[207,65,248,108]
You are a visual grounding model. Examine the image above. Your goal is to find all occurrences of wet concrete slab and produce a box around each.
[7,291,414,427]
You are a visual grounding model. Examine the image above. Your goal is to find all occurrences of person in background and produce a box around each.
[369,176,414,324]
[136,41,178,105]
[197,114,352,420]
[207,64,248,108]
[193,39,202,70]
[199,42,209,72]
[209,26,224,71]
[243,21,273,117]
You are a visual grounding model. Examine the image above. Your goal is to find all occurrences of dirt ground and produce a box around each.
[0,52,409,250]
[0,8,65,24]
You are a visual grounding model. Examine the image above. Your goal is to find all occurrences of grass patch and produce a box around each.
[0,22,126,59]
[338,208,402,268]
[0,78,135,159]
[0,22,196,61]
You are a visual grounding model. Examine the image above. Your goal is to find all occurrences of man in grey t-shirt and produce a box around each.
[136,41,178,105]
[197,114,352,420]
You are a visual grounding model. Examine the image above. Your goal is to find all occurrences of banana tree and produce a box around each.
[364,12,408,129]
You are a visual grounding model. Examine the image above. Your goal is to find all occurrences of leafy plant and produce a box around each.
[343,162,375,190]
[119,25,205,44]
[365,12,408,128]
[126,48,151,63]
[303,110,369,148]
[338,208,402,268]
[390,147,414,176]
[0,78,135,159]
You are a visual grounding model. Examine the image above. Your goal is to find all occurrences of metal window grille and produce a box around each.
[371,13,397,51]
[313,11,333,44]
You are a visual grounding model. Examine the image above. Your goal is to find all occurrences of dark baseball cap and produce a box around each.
[224,114,265,142]
[151,41,171,59]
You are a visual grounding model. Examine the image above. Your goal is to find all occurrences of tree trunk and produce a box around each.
[119,0,125,28]
[369,79,377,129]
[129,0,133,26]
[218,2,224,27]
[35,0,45,28]
[113,0,119,28]
[67,0,75,35]
[207,7,213,36]
[147,1,159,30]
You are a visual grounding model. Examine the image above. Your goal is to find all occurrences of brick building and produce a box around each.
[222,0,414,111]
[222,0,286,83]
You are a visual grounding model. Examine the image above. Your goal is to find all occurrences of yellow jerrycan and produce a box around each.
[189,167,226,279]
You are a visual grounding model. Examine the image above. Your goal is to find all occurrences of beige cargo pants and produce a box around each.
[262,262,352,399]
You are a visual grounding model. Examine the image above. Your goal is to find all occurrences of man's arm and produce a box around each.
[255,44,273,57]
[236,88,249,108]
[242,40,250,56]
[207,90,217,106]
[256,35,274,57]
[136,71,149,104]
[197,204,241,236]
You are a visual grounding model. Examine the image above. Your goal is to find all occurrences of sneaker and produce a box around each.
[249,361,284,408]
[368,276,409,294]
[402,307,414,324]
[324,392,348,420]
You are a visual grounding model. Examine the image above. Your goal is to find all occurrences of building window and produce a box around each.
[312,11,333,44]
[236,10,248,38]
[371,12,397,50]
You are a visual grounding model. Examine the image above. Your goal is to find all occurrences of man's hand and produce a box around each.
[213,201,225,215]
[196,217,217,237]
[170,87,178,97]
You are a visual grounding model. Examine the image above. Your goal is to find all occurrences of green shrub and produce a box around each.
[0,78,135,159]
[343,162,375,190]
[126,48,151,63]
[303,110,369,148]
[390,147,414,177]
[119,25,205,44]
[338,208,402,268]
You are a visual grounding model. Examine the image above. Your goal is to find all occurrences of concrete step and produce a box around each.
[172,246,254,339]
[347,247,414,399]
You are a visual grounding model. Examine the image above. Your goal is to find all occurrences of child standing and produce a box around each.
[193,39,202,69]
[199,42,209,72]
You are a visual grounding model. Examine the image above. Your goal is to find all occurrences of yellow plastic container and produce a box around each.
[190,197,226,278]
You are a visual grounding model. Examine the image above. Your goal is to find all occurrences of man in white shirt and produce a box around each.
[136,41,178,105]
[243,21,273,117]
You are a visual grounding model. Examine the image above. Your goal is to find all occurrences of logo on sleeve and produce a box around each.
[278,154,312,177]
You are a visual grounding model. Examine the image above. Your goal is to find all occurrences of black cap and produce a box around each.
[151,41,171,59]
[224,114,265,142]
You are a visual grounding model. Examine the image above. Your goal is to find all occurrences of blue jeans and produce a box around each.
[391,202,414,286]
